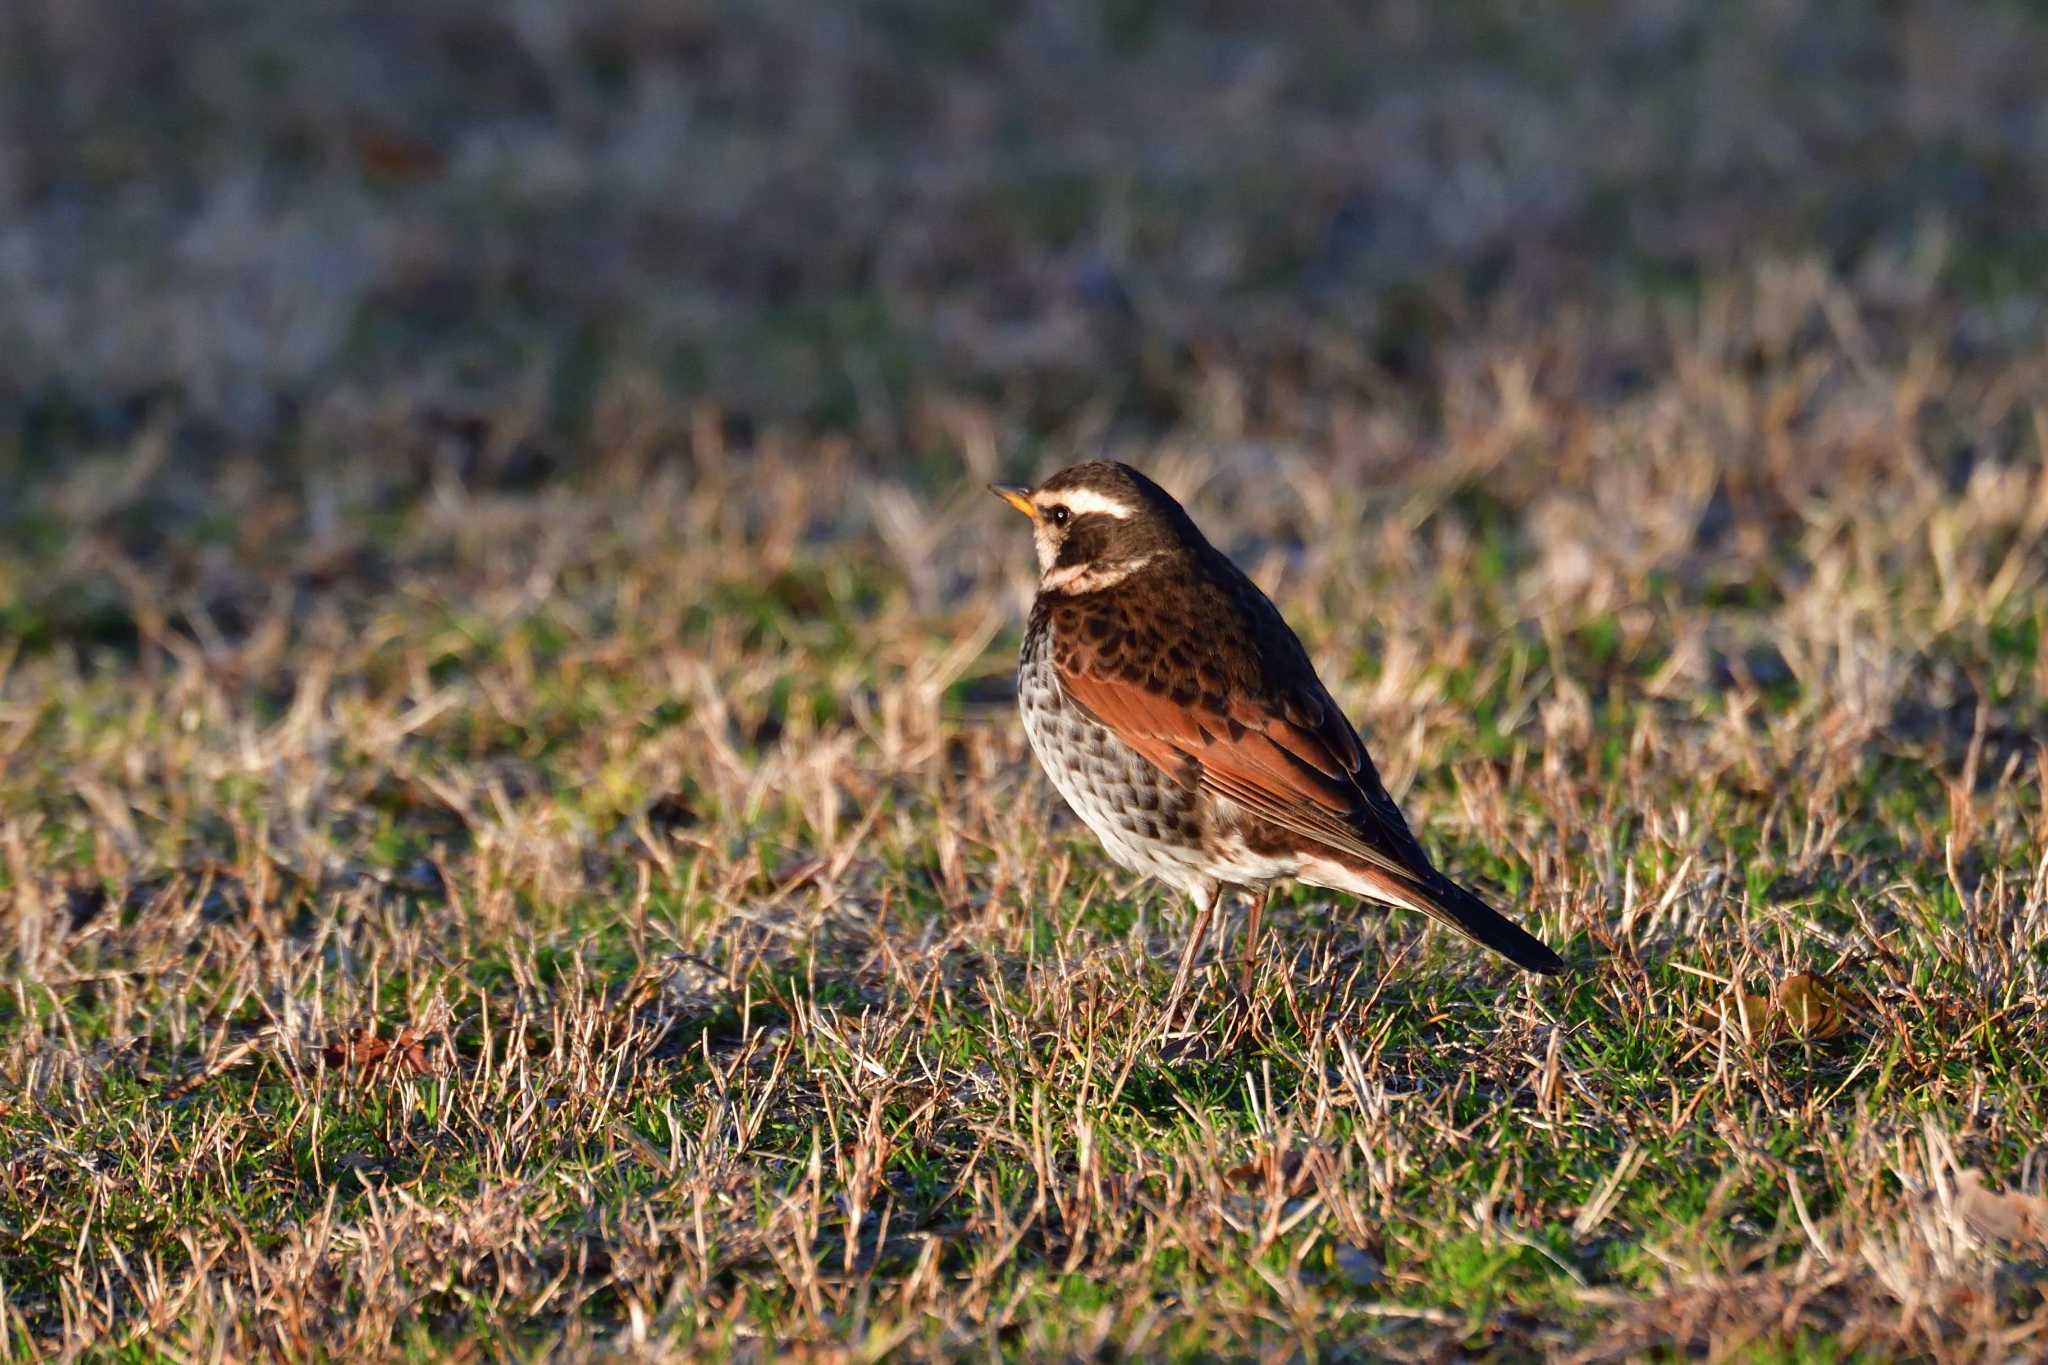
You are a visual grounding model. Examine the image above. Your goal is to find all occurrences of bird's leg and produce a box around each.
[1237,885,1269,997]
[1161,883,1219,1033]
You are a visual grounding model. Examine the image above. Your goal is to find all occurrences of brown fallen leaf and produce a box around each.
[1705,989,1775,1040]
[1224,1146,1319,1192]
[323,1028,388,1069]
[1955,1169,2048,1250]
[322,1026,435,1076]
[1777,973,1851,1040]
[1701,973,1858,1042]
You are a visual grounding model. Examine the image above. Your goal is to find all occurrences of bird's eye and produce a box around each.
[1047,505,1071,527]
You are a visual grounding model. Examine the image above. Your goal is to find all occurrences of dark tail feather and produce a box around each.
[1406,872,1565,975]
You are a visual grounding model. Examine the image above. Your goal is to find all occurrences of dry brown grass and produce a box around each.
[5,285,2046,1356]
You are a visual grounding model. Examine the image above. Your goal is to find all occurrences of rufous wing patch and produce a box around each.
[1052,663,1424,882]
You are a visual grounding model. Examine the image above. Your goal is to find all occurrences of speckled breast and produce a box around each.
[1018,615,1212,893]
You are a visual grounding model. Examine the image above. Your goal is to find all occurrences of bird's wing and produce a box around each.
[1053,653,1565,974]
[1051,652,1431,882]
[1040,565,1563,973]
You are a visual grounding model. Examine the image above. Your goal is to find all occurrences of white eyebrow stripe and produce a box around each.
[1042,487,1135,520]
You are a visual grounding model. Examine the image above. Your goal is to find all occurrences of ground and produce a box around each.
[3,1,2048,1359]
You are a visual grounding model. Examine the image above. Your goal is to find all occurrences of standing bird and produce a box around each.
[991,462,1563,1013]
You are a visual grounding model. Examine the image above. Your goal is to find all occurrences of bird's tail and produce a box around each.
[1334,861,1565,975]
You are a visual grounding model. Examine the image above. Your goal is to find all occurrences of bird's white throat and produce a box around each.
[1041,553,1156,595]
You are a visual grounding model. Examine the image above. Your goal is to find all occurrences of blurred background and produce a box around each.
[5,1,2045,449]
[2,0,2046,660]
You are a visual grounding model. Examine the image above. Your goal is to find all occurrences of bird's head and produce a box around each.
[990,461,1200,595]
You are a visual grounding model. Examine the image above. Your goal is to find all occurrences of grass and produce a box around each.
[4,0,2048,1359]
[3,389,2044,1359]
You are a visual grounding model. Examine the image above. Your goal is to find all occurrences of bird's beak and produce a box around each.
[988,483,1037,520]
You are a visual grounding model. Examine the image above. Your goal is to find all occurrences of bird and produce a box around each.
[990,461,1563,1015]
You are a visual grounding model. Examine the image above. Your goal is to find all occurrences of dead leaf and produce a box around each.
[1701,974,1859,1042]
[1777,973,1851,1040]
[1955,1169,2048,1250]
[323,1029,390,1069]
[391,1028,434,1074]
[322,1026,435,1076]
[1705,990,1776,1039]
[1224,1147,1318,1192]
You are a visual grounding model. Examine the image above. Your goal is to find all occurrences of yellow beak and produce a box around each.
[989,483,1037,519]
